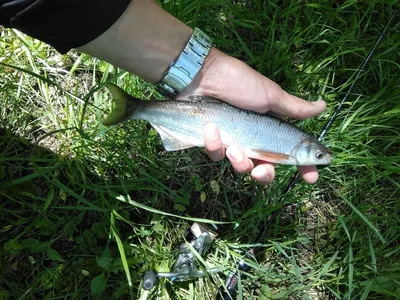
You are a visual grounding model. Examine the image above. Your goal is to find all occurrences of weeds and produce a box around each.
[0,1,399,299]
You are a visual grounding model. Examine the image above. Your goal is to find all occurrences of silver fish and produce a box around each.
[102,83,332,166]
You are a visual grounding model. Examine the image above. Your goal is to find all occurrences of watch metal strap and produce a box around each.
[156,28,213,97]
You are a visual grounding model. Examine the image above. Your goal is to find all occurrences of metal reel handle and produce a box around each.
[142,270,157,290]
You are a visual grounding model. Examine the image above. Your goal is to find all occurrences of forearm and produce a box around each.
[77,0,193,84]
[0,0,223,97]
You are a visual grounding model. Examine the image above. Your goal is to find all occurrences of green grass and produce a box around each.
[1,0,399,299]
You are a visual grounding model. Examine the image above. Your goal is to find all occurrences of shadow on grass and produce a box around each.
[1,126,298,297]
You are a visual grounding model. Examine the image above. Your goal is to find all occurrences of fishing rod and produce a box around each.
[219,8,398,299]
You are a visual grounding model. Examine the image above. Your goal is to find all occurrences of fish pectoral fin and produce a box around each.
[150,122,195,151]
[246,149,292,164]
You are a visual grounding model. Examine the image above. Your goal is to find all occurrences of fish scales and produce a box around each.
[101,83,332,166]
[135,100,309,155]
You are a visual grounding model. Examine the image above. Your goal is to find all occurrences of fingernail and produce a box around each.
[227,147,243,162]
[313,100,327,109]
[205,124,218,140]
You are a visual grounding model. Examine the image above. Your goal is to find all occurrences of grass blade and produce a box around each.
[342,197,386,244]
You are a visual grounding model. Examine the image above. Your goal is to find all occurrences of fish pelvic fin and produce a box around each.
[102,83,140,126]
[150,122,197,151]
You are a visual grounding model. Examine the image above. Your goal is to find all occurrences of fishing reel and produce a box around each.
[142,222,218,290]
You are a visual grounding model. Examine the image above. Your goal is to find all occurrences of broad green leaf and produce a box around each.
[3,239,23,252]
[47,248,65,262]
[91,273,107,297]
[96,248,114,270]
[200,192,206,203]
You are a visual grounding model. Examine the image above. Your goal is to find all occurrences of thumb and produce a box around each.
[269,91,327,120]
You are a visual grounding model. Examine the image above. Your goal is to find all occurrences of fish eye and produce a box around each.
[316,150,325,159]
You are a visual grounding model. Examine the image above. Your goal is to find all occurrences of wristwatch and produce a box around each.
[156,28,213,97]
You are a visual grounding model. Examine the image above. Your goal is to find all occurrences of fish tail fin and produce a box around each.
[102,83,140,126]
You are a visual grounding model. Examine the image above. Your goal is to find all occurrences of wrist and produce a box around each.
[177,47,228,99]
[156,28,213,97]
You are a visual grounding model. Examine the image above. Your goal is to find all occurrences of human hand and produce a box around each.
[73,0,325,185]
[178,48,327,185]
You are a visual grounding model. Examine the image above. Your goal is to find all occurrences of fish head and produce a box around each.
[292,138,333,166]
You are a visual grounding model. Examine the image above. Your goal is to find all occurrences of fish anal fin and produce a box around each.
[150,123,195,151]
[246,149,292,164]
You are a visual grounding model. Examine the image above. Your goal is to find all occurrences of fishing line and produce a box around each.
[219,8,398,299]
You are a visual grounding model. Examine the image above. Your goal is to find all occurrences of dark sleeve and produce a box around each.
[0,0,131,54]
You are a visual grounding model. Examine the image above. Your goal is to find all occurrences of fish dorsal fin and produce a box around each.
[188,95,222,103]
[102,83,140,126]
[150,122,195,151]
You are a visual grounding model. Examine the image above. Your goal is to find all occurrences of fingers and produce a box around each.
[204,123,319,185]
[298,165,319,184]
[269,90,327,120]
[226,146,254,173]
[251,162,275,185]
[225,147,276,185]
[204,125,275,184]
[204,123,224,161]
